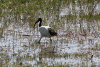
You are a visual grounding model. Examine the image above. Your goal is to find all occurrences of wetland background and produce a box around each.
[0,0,100,67]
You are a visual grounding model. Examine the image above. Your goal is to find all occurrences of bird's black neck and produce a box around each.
[34,18,42,28]
[39,21,42,27]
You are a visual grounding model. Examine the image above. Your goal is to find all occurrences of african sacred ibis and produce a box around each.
[33,18,57,43]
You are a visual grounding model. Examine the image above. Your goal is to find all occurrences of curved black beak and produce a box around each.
[33,20,39,29]
[33,18,42,28]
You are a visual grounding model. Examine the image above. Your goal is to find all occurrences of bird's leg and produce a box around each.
[38,36,42,44]
[57,35,58,41]
[50,37,52,42]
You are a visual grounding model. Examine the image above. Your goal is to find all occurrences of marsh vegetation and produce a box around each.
[0,0,100,67]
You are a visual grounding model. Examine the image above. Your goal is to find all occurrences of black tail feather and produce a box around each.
[48,28,57,36]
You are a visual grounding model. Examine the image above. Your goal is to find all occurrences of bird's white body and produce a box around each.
[39,26,51,38]
[34,18,57,43]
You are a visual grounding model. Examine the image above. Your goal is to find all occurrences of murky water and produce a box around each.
[0,2,100,67]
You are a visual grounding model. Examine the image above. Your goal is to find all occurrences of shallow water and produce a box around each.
[0,1,100,67]
[0,21,100,66]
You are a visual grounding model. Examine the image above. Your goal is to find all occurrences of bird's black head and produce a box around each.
[38,18,42,21]
[33,18,42,28]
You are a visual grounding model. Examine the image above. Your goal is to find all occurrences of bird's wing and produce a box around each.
[48,28,57,36]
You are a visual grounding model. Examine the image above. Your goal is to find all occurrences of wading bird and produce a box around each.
[33,18,57,43]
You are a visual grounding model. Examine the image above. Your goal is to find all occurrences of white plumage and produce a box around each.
[39,26,51,37]
[33,18,57,43]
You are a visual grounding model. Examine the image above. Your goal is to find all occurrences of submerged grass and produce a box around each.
[0,0,100,67]
[1,0,100,22]
[63,52,88,58]
[89,43,100,51]
[48,65,70,67]
[0,28,3,37]
[82,14,100,21]
[0,0,100,34]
